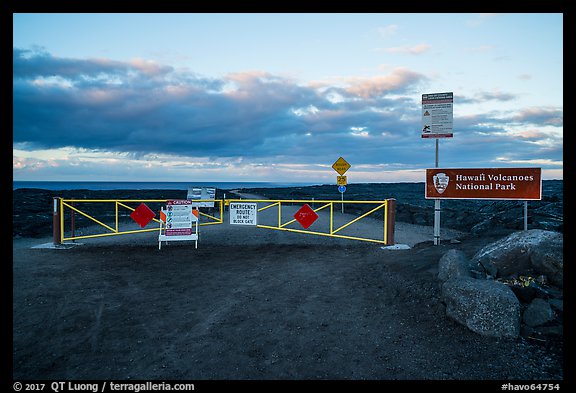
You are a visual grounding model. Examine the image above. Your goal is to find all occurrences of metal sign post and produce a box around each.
[422,92,453,246]
[434,139,441,245]
[338,185,346,213]
[524,200,528,231]
[333,157,351,215]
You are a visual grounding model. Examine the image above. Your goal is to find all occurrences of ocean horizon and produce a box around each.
[13,179,563,192]
[12,180,323,191]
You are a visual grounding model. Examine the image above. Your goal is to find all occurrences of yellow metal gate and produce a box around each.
[52,197,395,245]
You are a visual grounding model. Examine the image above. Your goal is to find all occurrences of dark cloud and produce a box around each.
[13,48,562,171]
[455,91,518,104]
[14,47,129,78]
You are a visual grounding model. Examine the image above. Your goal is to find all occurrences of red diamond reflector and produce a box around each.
[130,203,156,228]
[294,204,319,229]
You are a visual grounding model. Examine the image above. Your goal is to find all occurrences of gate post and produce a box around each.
[53,197,62,245]
[386,198,396,245]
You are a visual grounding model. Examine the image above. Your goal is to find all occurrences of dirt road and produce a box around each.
[12,206,562,380]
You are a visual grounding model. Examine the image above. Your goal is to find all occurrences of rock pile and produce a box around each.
[438,230,563,339]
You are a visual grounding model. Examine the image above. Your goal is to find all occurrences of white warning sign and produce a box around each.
[229,202,258,225]
[421,92,453,138]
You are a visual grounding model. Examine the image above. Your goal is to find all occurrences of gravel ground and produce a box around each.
[12,198,563,382]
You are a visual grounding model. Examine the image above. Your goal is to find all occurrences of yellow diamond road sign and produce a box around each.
[332,157,351,176]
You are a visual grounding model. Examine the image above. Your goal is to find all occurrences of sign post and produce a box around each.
[421,92,453,245]
[332,157,351,214]
[53,197,62,246]
[338,185,346,213]
[524,201,528,231]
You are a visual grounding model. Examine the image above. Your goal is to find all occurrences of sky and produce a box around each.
[12,13,563,183]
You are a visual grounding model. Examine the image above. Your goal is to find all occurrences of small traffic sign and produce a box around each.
[332,157,351,175]
[337,175,347,186]
[294,204,319,229]
[338,185,346,193]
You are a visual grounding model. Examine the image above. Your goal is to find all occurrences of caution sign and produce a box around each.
[337,175,347,186]
[165,199,197,236]
[332,157,351,176]
[229,202,257,225]
[159,199,199,249]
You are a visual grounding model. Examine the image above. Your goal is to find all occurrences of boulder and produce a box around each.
[548,298,563,312]
[530,235,563,288]
[509,282,550,303]
[441,278,520,339]
[523,298,555,327]
[470,230,563,281]
[438,249,471,282]
[470,216,512,237]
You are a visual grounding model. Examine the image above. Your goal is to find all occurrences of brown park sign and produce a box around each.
[426,168,542,200]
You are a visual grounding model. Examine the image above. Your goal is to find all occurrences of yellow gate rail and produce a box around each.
[227,198,396,245]
[53,197,396,246]
[55,198,223,243]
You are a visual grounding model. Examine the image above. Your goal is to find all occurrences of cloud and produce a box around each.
[13,48,562,181]
[377,24,399,38]
[343,68,428,99]
[467,13,499,27]
[13,49,426,161]
[456,91,518,104]
[513,129,549,140]
[383,44,431,55]
[512,107,563,126]
[493,56,511,62]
